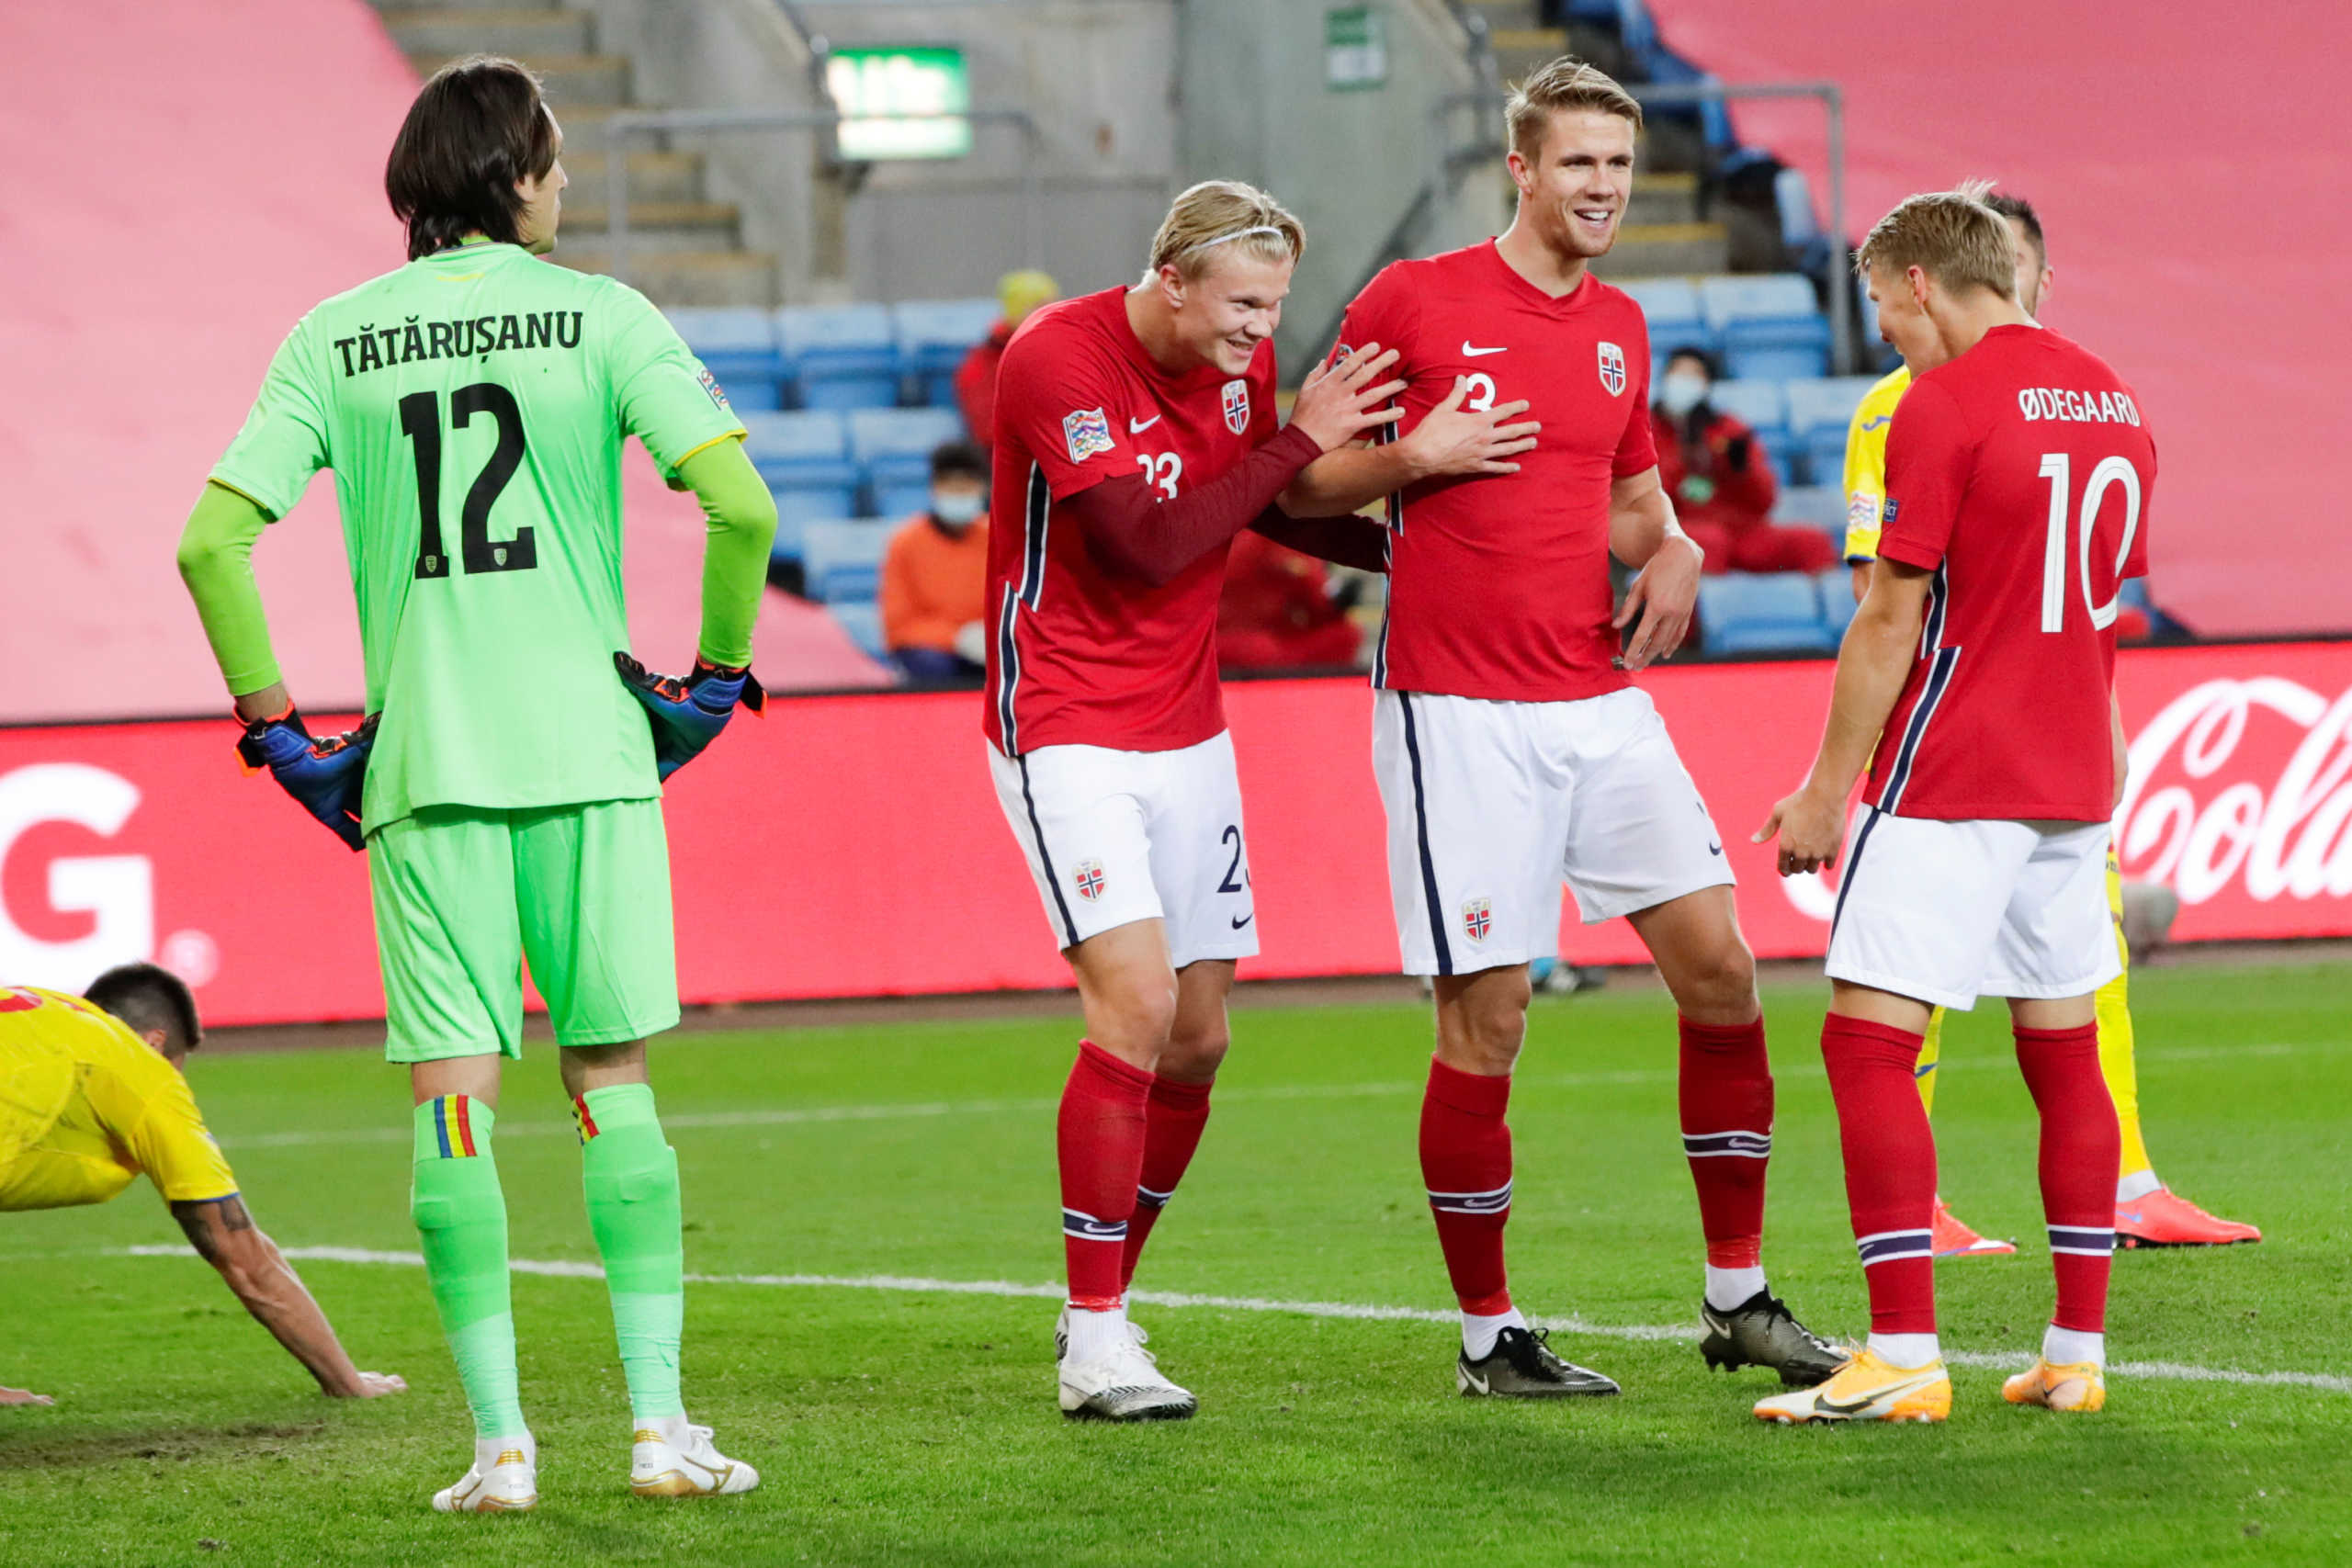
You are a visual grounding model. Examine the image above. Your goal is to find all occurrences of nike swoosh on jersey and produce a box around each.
[1461,343,1508,357]
[1230,913,1254,931]
[1129,414,1161,433]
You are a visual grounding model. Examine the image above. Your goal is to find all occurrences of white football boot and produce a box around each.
[433,1433,538,1513]
[1057,1314,1197,1421]
[629,1416,761,1498]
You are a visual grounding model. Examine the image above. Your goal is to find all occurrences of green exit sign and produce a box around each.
[825,45,973,160]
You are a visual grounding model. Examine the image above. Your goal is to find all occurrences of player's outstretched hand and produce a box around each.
[0,1385,54,1406]
[1613,534,1702,672]
[1754,784,1848,876]
[1288,344,1407,452]
[333,1371,407,1399]
[236,707,379,852]
[1401,377,1540,479]
[616,652,766,781]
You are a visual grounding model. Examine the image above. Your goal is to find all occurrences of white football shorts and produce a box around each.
[1825,809,2121,1010]
[986,730,1258,967]
[1372,687,1734,977]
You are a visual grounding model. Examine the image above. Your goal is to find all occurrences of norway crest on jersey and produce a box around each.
[1597,342,1626,397]
[1221,378,1250,434]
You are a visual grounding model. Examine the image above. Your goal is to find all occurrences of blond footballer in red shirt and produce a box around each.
[1281,60,1839,1399]
[1757,186,2154,1423]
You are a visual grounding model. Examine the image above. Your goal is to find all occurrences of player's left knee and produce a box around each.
[1160,1021,1229,1081]
[1674,940,1758,1021]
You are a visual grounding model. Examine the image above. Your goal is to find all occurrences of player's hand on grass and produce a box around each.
[616,653,766,781]
[1400,377,1539,480]
[1,1385,54,1406]
[1754,784,1848,876]
[331,1371,407,1399]
[236,707,379,852]
[1613,533,1702,672]
[1288,344,1406,452]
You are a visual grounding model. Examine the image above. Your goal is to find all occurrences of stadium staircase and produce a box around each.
[370,0,778,304]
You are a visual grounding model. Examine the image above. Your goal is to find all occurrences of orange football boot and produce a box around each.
[1931,1196,2017,1258]
[2004,1358,2107,1412]
[2115,1188,2261,1248]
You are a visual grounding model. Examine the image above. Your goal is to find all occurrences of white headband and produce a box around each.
[1185,224,1284,254]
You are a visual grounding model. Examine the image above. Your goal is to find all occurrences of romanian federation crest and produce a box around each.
[1462,897,1492,943]
[1597,342,1626,397]
[1073,860,1107,902]
[1063,407,1114,464]
[1222,378,1251,434]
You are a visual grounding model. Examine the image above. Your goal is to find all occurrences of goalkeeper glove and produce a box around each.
[615,653,765,781]
[235,706,378,851]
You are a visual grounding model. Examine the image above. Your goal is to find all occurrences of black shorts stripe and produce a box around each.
[1017,755,1080,948]
[1396,693,1453,976]
[1829,805,1883,941]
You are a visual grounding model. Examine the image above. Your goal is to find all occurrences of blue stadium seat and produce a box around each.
[894,298,1000,407]
[777,303,900,411]
[1702,274,1831,380]
[665,307,784,412]
[800,518,895,604]
[1708,378,1793,484]
[740,411,859,530]
[1772,484,1848,543]
[1617,277,1711,360]
[847,407,967,515]
[1816,569,1860,637]
[1699,570,1837,654]
[827,600,888,660]
[1783,376,1879,436]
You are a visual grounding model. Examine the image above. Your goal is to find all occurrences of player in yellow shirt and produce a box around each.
[0,964,404,1406]
[1840,192,2258,1253]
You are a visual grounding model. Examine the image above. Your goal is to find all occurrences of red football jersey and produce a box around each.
[1332,243,1657,702]
[983,288,1279,754]
[1865,324,2154,821]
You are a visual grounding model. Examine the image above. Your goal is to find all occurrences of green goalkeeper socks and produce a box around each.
[575,1083,687,1424]
[410,1095,527,1441]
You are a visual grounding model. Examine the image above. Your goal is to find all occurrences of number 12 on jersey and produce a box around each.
[400,382,536,580]
[2036,451,2141,634]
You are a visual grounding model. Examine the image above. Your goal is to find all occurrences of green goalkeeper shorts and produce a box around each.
[368,799,681,1063]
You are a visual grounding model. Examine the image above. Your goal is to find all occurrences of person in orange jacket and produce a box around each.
[880,441,991,683]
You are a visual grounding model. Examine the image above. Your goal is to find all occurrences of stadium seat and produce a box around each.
[1773,484,1849,543]
[777,303,900,411]
[799,518,894,604]
[1616,277,1711,359]
[1702,274,1831,380]
[1699,570,1837,654]
[848,407,967,517]
[1782,376,1878,437]
[828,599,888,660]
[894,298,1000,407]
[1816,569,1860,637]
[664,307,785,412]
[740,411,860,529]
[1708,378,1788,446]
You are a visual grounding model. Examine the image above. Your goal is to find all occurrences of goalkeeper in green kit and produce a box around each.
[175,58,775,1512]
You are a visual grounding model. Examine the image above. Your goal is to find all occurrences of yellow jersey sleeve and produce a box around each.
[1840,366,1911,564]
[46,997,240,1205]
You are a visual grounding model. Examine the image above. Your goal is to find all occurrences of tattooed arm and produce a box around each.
[170,1197,404,1398]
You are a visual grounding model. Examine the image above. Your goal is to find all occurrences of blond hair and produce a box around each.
[1506,56,1643,158]
[1855,181,2017,300]
[1147,180,1306,281]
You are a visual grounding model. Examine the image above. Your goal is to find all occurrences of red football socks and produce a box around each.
[1678,1015,1773,1270]
[1419,1057,1514,1315]
[1821,1013,1938,1335]
[1121,1072,1215,1289]
[1057,1041,1153,1312]
[2015,1022,2120,1333]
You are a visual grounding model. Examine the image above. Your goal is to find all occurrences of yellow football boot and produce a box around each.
[2003,1358,2106,1412]
[1754,1348,1951,1425]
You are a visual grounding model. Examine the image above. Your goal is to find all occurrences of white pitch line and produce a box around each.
[209,1037,2335,1153]
[116,1245,2352,1394]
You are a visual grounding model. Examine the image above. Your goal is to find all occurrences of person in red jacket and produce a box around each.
[1216,528,1363,671]
[955,269,1059,449]
[1651,348,1837,574]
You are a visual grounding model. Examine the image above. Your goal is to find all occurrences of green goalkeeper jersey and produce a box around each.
[210,240,746,830]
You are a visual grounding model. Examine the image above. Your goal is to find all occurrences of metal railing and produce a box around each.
[597,106,1045,290]
[1627,79,1854,374]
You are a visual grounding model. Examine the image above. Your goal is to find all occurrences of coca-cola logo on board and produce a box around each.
[2116,678,2352,905]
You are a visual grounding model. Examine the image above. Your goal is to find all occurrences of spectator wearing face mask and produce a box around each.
[880,441,991,683]
[956,269,1059,451]
[1650,347,1838,575]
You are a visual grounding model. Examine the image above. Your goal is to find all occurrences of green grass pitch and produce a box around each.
[3,959,2346,1566]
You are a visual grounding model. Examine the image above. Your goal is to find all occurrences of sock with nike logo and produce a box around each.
[1121,1072,1213,1290]
[1421,1057,1514,1322]
[1678,1014,1774,1309]
[1058,1041,1152,1313]
[1822,1014,1938,1337]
